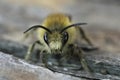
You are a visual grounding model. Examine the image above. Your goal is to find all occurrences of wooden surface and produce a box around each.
[0,39,120,80]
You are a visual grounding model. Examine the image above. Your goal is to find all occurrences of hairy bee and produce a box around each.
[24,13,93,72]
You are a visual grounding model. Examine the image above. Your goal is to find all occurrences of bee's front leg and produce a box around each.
[66,44,92,72]
[25,40,42,61]
[74,44,92,72]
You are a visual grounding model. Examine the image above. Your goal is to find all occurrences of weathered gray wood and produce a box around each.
[0,39,40,62]
[0,52,82,80]
[0,39,120,80]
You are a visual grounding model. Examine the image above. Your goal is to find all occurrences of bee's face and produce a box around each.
[43,31,69,54]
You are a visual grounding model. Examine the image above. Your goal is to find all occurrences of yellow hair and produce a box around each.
[37,13,77,49]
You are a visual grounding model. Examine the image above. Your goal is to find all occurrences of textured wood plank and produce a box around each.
[0,39,120,80]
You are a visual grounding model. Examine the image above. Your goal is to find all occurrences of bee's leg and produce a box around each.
[78,27,93,46]
[25,40,42,61]
[39,49,46,63]
[76,46,92,72]
[41,53,51,68]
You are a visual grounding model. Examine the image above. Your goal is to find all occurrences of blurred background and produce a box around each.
[0,0,120,52]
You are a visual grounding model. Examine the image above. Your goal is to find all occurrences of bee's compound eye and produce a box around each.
[44,32,48,44]
[62,32,69,45]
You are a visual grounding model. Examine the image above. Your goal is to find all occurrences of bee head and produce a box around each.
[24,23,87,54]
[43,30,69,54]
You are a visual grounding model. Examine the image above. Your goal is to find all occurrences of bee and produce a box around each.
[24,13,94,72]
